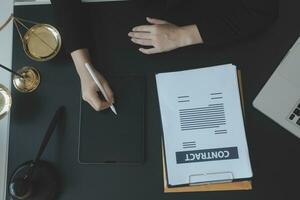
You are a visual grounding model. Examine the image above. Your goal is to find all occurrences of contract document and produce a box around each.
[156,64,252,186]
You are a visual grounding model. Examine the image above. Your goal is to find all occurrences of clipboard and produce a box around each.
[161,69,252,192]
[162,148,252,193]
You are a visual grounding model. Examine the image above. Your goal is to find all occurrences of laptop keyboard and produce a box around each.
[288,102,300,127]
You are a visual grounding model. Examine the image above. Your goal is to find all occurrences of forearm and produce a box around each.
[70,48,93,79]
[70,49,114,111]
[178,25,203,47]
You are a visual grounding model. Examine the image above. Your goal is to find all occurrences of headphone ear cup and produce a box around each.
[9,161,60,200]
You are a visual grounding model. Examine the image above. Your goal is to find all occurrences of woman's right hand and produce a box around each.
[71,48,114,111]
[79,68,114,111]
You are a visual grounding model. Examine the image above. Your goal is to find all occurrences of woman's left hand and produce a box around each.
[128,17,203,55]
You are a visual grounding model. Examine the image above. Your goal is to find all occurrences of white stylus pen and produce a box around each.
[85,63,117,115]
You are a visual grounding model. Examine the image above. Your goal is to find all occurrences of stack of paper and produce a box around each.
[156,64,252,188]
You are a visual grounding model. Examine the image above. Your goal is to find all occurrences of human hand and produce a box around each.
[128,17,203,54]
[71,49,114,111]
[80,67,114,111]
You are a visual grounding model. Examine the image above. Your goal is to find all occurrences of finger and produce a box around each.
[139,47,161,54]
[88,91,104,111]
[128,31,152,39]
[101,79,114,103]
[85,98,98,111]
[87,98,110,111]
[99,100,111,110]
[132,25,154,32]
[146,17,168,25]
[95,73,114,103]
[131,38,153,46]
[89,91,111,111]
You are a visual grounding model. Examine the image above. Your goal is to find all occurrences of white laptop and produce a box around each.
[253,36,300,138]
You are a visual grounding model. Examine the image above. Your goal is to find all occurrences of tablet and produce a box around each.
[78,74,145,164]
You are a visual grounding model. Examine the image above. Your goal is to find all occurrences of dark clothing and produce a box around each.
[51,0,278,53]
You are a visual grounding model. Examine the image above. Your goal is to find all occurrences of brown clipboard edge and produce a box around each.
[162,69,252,193]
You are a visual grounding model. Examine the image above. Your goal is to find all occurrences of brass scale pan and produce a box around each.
[12,16,62,62]
[22,23,61,61]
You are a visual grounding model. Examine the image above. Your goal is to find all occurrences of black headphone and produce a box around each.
[9,107,64,200]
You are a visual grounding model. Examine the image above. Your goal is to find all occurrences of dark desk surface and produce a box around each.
[8,1,300,199]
